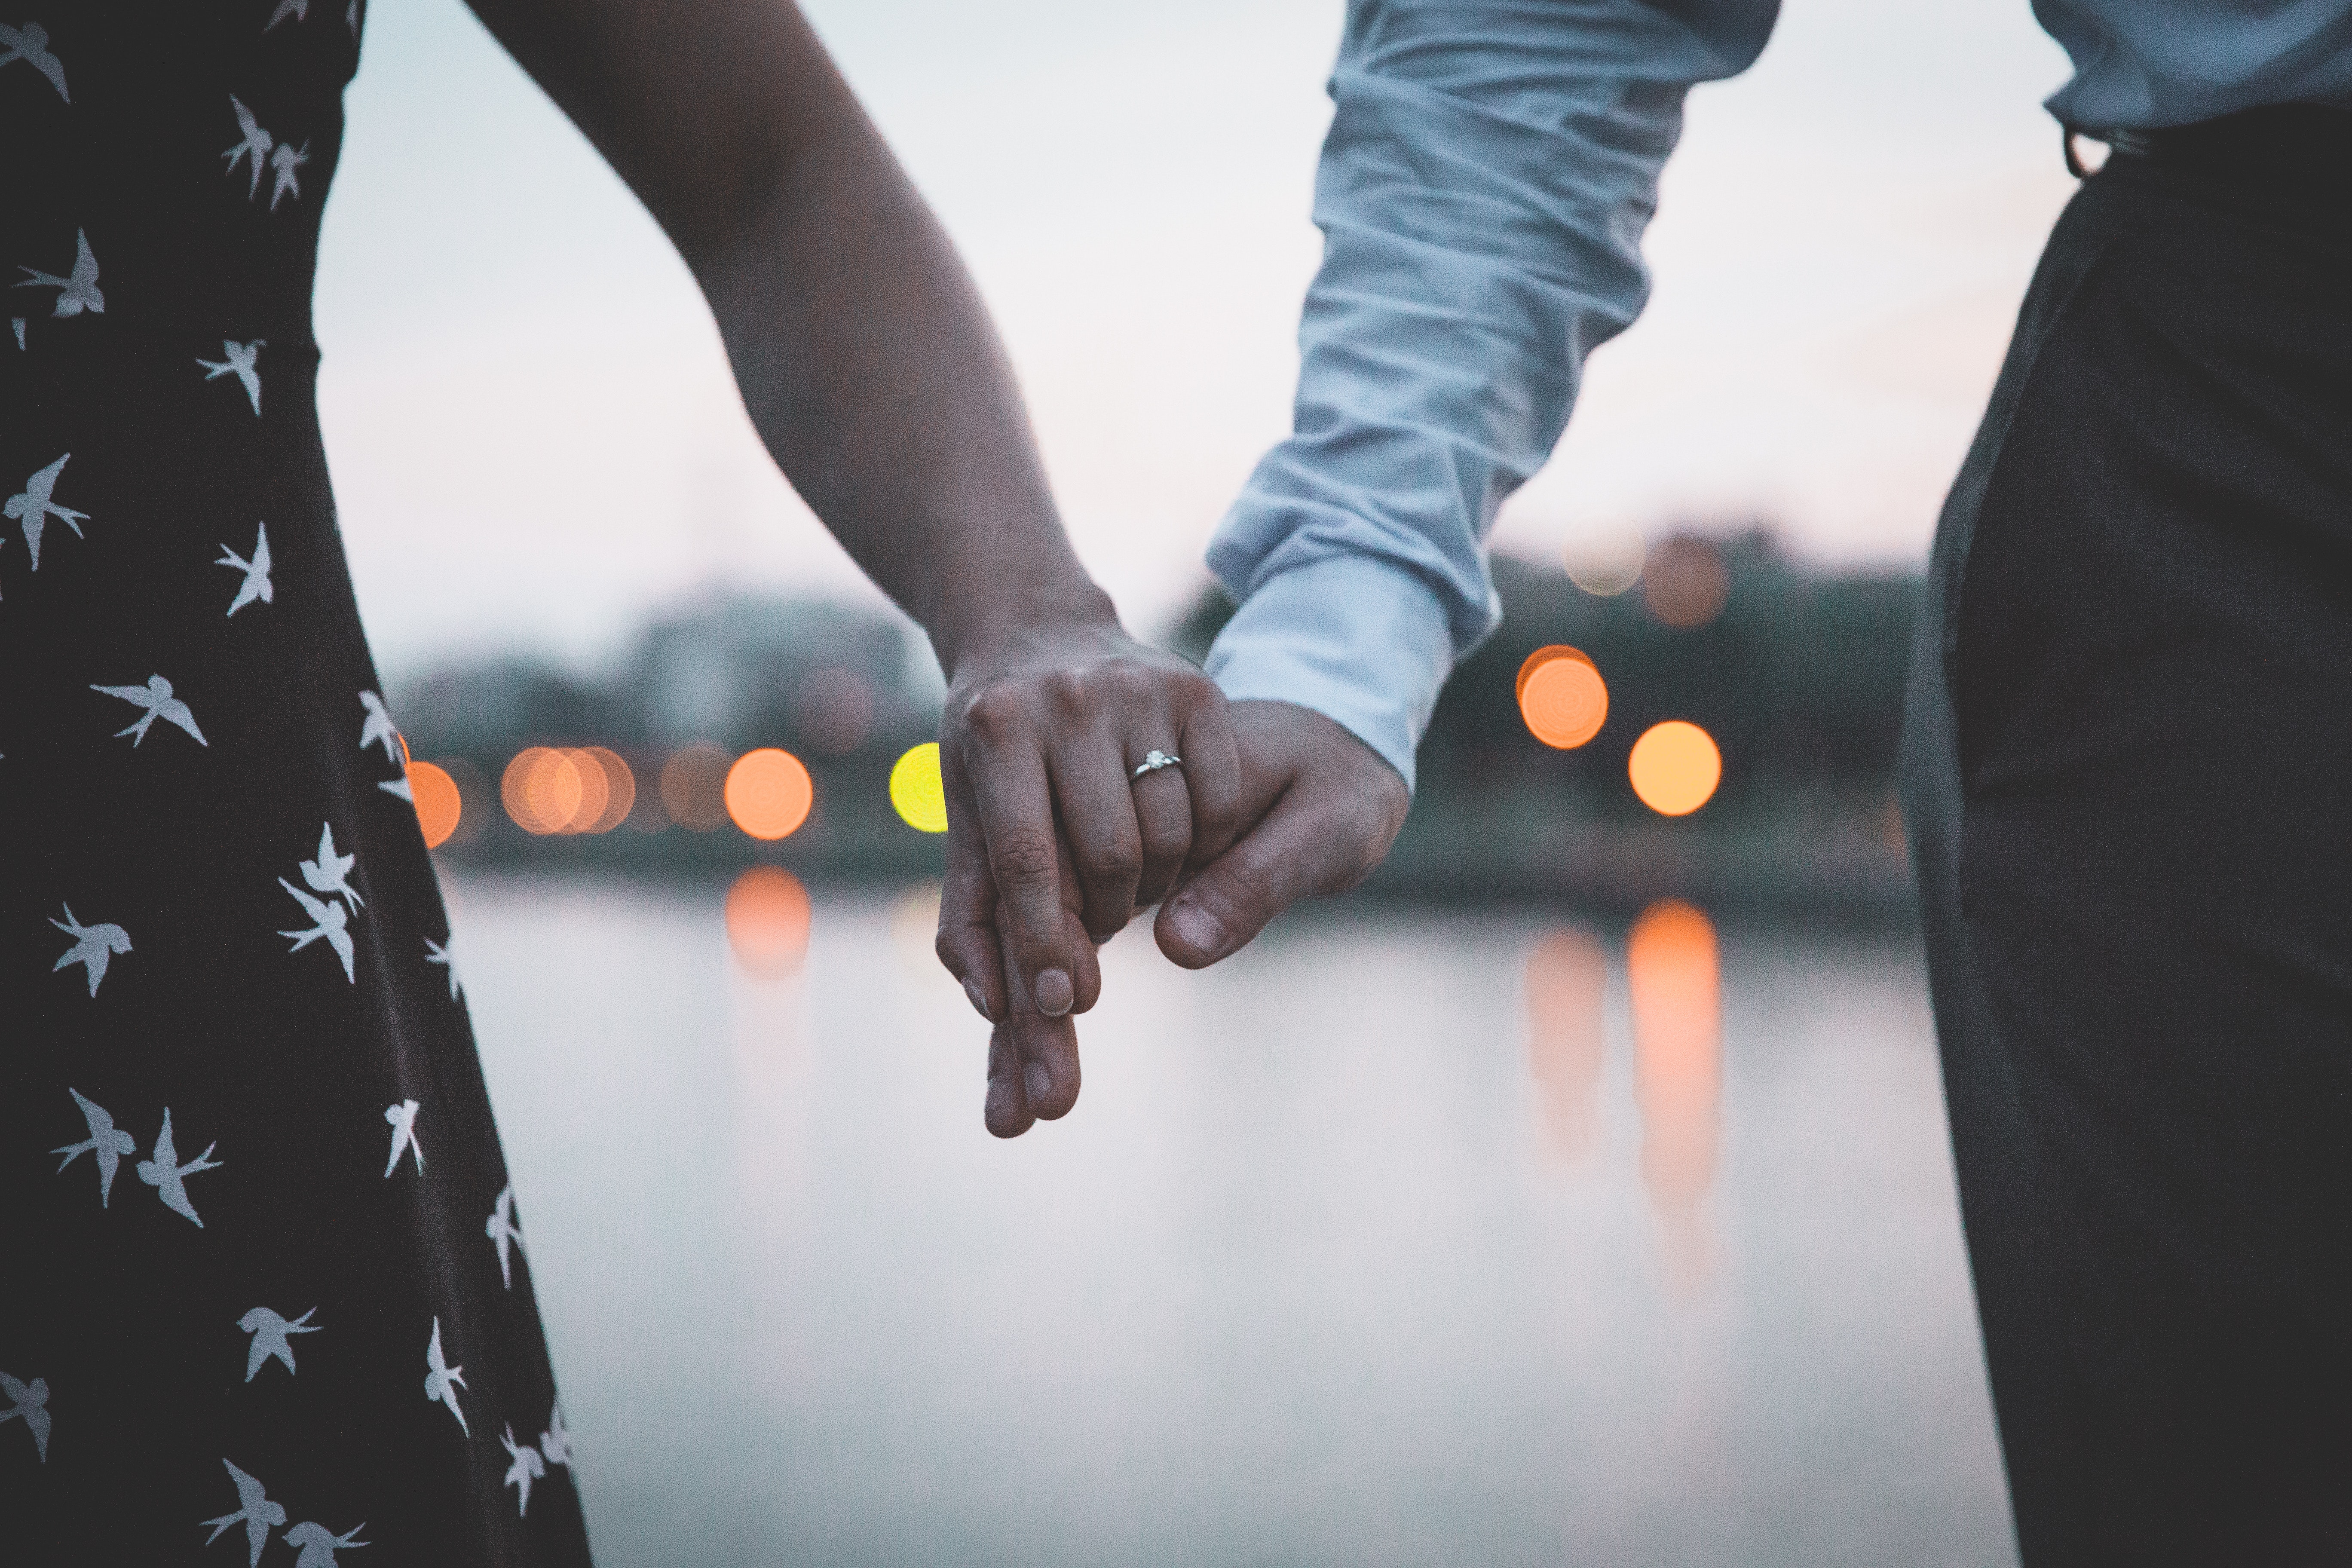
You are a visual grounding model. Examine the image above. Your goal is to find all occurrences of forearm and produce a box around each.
[690,115,1114,674]
[463,0,1112,675]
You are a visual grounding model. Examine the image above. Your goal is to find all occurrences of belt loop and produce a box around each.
[2061,122,2095,180]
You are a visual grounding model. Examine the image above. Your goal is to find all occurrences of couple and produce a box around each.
[9,0,2350,1563]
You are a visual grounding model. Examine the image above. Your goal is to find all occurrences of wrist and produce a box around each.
[929,571,1121,681]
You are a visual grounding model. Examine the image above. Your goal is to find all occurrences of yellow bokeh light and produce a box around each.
[408,760,463,849]
[725,865,812,976]
[1516,646,1608,750]
[889,742,949,833]
[1628,721,1722,817]
[725,748,813,840]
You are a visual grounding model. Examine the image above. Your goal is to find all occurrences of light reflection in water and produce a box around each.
[1525,926,1608,1165]
[725,866,812,977]
[1628,898,1722,1291]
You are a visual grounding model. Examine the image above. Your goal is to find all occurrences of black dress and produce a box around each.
[3,5,594,1561]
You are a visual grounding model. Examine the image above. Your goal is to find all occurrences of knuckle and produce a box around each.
[989,827,1060,891]
[959,684,1028,746]
[1041,668,1092,717]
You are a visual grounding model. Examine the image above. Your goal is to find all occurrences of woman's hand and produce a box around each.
[934,617,1243,1048]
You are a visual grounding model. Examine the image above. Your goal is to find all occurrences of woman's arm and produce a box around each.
[462,0,1241,1126]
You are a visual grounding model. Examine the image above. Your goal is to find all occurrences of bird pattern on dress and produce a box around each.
[5,4,587,1558]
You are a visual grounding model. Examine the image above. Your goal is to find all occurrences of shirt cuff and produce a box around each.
[1203,552,1455,794]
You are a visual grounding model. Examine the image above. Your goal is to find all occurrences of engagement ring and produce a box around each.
[1132,750,1182,780]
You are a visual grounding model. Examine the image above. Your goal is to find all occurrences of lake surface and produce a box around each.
[448,874,2017,1568]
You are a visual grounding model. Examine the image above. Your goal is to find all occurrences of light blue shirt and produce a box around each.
[1203,0,2352,790]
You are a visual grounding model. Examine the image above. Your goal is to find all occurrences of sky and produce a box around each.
[313,0,2077,681]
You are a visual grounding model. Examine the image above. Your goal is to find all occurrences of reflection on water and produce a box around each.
[450,876,2015,1568]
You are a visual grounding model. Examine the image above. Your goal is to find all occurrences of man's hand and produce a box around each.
[1153,699,1410,969]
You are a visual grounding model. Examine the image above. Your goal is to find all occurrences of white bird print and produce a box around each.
[9,316,22,349]
[54,1087,138,1204]
[422,1317,468,1435]
[357,690,401,766]
[283,1521,369,1568]
[266,0,309,29]
[300,820,363,912]
[278,878,355,983]
[346,0,358,34]
[92,674,208,747]
[7,452,88,570]
[50,904,130,997]
[218,522,272,615]
[500,1424,547,1515]
[425,935,462,999]
[0,1371,49,1463]
[199,339,264,415]
[201,1458,287,1568]
[540,1403,573,1468]
[485,1184,524,1289]
[0,21,66,101]
[223,97,275,199]
[237,1306,320,1381]
[138,1108,223,1228]
[378,772,413,802]
[269,139,309,212]
[383,1098,423,1177]
[13,228,101,316]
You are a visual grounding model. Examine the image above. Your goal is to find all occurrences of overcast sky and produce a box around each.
[315,0,2075,680]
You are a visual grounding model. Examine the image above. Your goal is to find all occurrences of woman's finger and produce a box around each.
[984,1021,1036,1138]
[996,910,1083,1122]
[955,695,1081,1016]
[1128,747,1194,912]
[1176,686,1246,871]
[1044,716,1148,944]
[936,742,1006,1022]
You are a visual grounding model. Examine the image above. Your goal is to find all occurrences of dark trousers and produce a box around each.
[1901,118,2352,1566]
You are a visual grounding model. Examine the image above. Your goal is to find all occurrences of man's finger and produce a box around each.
[1155,780,1369,969]
[984,1022,1036,1138]
[956,712,1079,1016]
[997,913,1082,1121]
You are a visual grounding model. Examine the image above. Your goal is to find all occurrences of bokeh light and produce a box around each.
[1516,646,1609,750]
[725,866,812,977]
[1641,535,1730,629]
[1525,927,1608,1165]
[575,747,635,834]
[1563,531,1645,597]
[659,744,733,832]
[890,742,949,833]
[725,748,814,840]
[1629,721,1722,816]
[1627,898,1722,1289]
[408,760,463,849]
[794,667,876,755]
[502,747,580,836]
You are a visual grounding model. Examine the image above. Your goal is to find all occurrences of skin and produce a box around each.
[466,0,1409,1135]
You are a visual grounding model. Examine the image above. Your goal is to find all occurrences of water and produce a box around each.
[449,875,2016,1568]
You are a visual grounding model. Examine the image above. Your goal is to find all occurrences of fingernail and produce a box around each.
[1024,1062,1053,1105]
[1035,967,1073,1017]
[962,977,994,1021]
[1168,900,1225,956]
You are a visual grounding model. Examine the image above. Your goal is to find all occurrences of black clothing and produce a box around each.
[1905,115,2352,1565]
[3,5,592,1562]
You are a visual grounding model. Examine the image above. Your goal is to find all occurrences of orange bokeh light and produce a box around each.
[1627,898,1722,1288]
[726,865,812,976]
[1516,646,1609,750]
[408,760,463,849]
[1628,721,1722,816]
[725,748,813,840]
[501,747,638,835]
[1525,926,1608,1165]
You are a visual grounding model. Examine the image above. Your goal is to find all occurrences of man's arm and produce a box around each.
[1160,0,1780,966]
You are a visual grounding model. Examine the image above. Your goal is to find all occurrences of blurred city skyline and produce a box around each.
[316,0,2074,682]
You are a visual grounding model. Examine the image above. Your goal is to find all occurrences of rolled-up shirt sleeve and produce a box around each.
[1205,0,1778,790]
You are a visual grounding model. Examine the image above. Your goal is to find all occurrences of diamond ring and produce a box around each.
[1131,750,1182,781]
